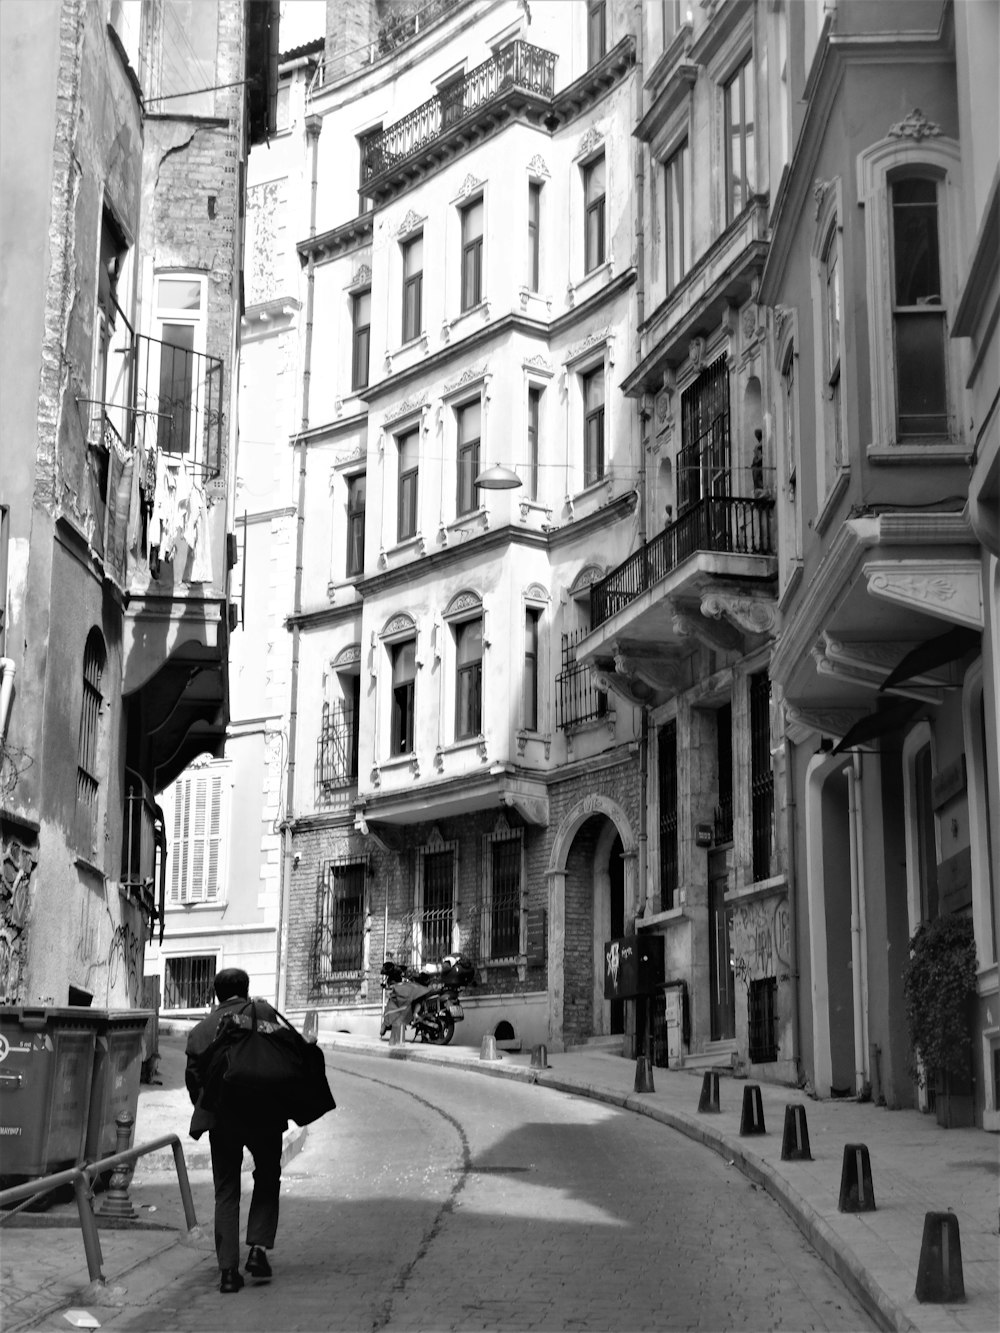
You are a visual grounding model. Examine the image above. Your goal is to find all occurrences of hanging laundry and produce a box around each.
[185,484,214,584]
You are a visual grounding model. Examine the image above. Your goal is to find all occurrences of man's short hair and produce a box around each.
[214,968,250,1002]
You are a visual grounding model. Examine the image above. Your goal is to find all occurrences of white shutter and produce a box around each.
[166,763,227,906]
[205,774,221,901]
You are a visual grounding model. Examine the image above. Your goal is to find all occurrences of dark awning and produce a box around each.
[832,698,922,755]
[880,626,980,693]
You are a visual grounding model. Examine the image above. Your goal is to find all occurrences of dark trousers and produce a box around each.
[208,1120,282,1271]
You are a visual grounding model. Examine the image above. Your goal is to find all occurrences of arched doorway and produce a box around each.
[547,794,636,1049]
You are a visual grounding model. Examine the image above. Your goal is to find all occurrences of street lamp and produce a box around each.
[474,462,522,490]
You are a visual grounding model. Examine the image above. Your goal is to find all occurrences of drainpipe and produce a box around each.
[633,2,649,920]
[781,736,801,1076]
[275,111,323,1011]
[846,753,867,1096]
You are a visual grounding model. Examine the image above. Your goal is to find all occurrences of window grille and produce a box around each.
[420,849,455,963]
[556,627,610,729]
[748,975,777,1063]
[679,356,730,512]
[484,831,523,960]
[314,858,367,980]
[76,630,105,847]
[657,720,678,910]
[317,696,359,794]
[750,672,774,881]
[164,955,216,1010]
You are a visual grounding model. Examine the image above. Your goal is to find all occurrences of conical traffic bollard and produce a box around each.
[480,1033,502,1061]
[698,1069,721,1112]
[633,1055,655,1093]
[915,1212,965,1303]
[838,1143,876,1212]
[780,1103,812,1160]
[530,1044,549,1069]
[739,1084,766,1135]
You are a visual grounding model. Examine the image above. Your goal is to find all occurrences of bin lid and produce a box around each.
[0,1006,106,1029]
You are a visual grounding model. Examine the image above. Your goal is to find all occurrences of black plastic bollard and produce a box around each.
[739,1083,766,1135]
[915,1212,965,1303]
[838,1143,876,1213]
[697,1070,721,1113]
[780,1103,812,1161]
[530,1044,549,1069]
[633,1055,655,1094]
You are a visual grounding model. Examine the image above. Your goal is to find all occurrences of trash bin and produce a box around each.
[0,1007,101,1178]
[85,1010,153,1163]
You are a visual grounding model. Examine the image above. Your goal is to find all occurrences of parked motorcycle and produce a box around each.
[380,953,476,1045]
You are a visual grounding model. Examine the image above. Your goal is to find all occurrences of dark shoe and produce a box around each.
[245,1245,272,1280]
[220,1268,244,1294]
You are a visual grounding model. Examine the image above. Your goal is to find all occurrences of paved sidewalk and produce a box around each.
[1,1032,996,1333]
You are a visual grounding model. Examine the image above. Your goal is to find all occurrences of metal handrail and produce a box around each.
[0,1134,199,1292]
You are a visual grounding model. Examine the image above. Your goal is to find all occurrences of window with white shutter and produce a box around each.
[166,759,229,904]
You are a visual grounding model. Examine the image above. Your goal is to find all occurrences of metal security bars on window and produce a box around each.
[748,975,777,1063]
[164,954,216,1010]
[657,720,678,911]
[420,851,455,963]
[76,630,105,849]
[749,672,774,882]
[556,628,610,729]
[314,859,367,981]
[483,832,522,961]
[317,699,359,795]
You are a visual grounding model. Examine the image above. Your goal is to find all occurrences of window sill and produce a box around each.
[380,753,418,773]
[866,441,971,465]
[637,905,686,929]
[75,856,106,884]
[438,736,485,756]
[725,875,787,905]
[167,900,224,912]
[446,301,491,339]
[570,260,613,307]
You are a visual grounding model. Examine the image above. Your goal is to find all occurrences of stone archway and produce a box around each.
[546,794,637,1049]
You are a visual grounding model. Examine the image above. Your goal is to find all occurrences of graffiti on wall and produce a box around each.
[75,889,145,1006]
[108,918,144,1005]
[730,896,790,990]
[0,835,36,1002]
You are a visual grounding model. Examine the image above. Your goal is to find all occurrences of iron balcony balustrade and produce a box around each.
[359,40,557,199]
[589,491,776,628]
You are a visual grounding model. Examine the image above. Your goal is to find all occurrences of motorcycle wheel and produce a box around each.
[428,1015,455,1045]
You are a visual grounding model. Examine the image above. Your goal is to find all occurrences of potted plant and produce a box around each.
[902,914,977,1127]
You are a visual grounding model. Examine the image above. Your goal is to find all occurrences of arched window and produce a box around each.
[76,629,106,851]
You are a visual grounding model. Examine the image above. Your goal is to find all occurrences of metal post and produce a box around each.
[170,1139,199,1233]
[73,1173,105,1285]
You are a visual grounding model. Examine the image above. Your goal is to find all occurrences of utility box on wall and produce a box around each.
[604,934,665,1000]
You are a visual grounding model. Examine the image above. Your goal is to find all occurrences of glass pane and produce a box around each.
[584,369,604,411]
[158,323,195,454]
[404,234,423,276]
[157,278,202,311]
[893,181,941,306]
[456,618,483,664]
[743,58,755,199]
[458,400,481,443]
[585,156,605,204]
[399,431,418,470]
[354,290,371,325]
[349,474,366,508]
[895,312,947,433]
[392,639,415,683]
[463,198,484,241]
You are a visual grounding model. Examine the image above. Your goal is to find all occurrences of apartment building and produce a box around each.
[759,0,998,1125]
[0,0,277,1008]
[272,0,646,1052]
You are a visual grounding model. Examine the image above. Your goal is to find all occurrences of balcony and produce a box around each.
[590,493,776,628]
[359,40,557,203]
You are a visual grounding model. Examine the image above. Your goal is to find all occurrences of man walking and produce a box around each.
[185,968,285,1293]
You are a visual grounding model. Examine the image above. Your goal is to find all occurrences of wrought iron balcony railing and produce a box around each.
[360,40,557,183]
[590,493,776,628]
[556,628,612,730]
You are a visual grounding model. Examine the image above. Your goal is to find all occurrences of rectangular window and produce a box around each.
[455,617,483,739]
[485,832,523,960]
[524,608,540,731]
[317,681,360,793]
[456,400,481,515]
[164,955,216,1010]
[891,177,947,437]
[748,976,778,1063]
[528,182,541,292]
[527,387,541,500]
[749,672,774,882]
[346,473,366,576]
[584,156,606,273]
[587,0,607,66]
[657,719,678,911]
[679,355,730,510]
[461,197,484,312]
[583,367,605,485]
[420,849,455,964]
[351,289,371,392]
[664,141,690,292]
[152,275,215,466]
[397,429,419,541]
[823,226,843,482]
[169,766,224,904]
[402,233,423,343]
[724,54,755,225]
[76,632,105,850]
[391,639,416,756]
[315,860,366,978]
